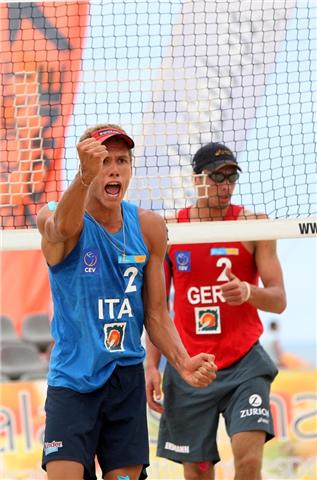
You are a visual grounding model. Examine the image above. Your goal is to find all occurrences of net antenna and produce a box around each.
[1,0,316,251]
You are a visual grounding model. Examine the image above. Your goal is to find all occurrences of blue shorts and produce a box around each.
[42,363,149,480]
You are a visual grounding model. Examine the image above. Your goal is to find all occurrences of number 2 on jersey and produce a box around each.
[124,266,138,292]
[216,257,232,282]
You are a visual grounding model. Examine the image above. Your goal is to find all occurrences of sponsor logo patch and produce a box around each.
[104,322,126,352]
[82,249,99,274]
[165,441,190,453]
[175,251,191,272]
[44,440,63,456]
[240,407,270,419]
[240,395,270,420]
[215,148,232,157]
[195,306,221,334]
[249,394,262,407]
[118,254,146,264]
[210,247,239,256]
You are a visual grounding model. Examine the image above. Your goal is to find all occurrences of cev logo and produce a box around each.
[249,394,262,407]
[175,250,191,272]
[176,252,189,266]
[84,251,98,272]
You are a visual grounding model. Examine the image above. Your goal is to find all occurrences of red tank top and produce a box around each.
[166,205,263,369]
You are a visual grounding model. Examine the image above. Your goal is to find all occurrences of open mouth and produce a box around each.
[105,182,121,197]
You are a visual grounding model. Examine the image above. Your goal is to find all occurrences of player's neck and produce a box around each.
[86,204,123,233]
[192,202,231,221]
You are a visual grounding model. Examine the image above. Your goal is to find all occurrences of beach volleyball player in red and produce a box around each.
[146,142,287,480]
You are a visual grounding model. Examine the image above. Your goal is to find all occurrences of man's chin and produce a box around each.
[218,198,231,207]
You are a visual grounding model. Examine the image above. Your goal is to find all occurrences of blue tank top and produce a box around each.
[48,201,149,392]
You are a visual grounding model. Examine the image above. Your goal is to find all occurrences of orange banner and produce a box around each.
[0,1,89,221]
[0,1,89,331]
[0,250,51,334]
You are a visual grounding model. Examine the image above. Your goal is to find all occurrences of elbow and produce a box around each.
[275,305,286,315]
[55,218,81,241]
[275,296,287,314]
[268,286,287,314]
[279,302,287,314]
[52,222,70,242]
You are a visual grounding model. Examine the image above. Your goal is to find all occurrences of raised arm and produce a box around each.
[36,138,107,266]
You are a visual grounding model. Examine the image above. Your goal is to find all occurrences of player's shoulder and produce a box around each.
[239,206,268,221]
[138,207,165,227]
[138,207,167,251]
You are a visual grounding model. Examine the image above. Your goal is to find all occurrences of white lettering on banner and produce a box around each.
[187,285,225,304]
[98,298,133,320]
[165,442,190,453]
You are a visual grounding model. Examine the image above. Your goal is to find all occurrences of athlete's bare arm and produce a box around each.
[145,244,172,412]
[145,334,164,413]
[140,209,217,389]
[221,209,286,312]
[36,138,107,266]
[251,239,286,313]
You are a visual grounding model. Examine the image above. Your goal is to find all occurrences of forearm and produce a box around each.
[145,334,161,369]
[47,173,89,241]
[145,312,190,372]
[248,284,286,313]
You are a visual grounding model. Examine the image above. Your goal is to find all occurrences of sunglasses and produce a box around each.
[207,171,240,184]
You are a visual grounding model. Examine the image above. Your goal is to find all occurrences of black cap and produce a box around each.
[192,142,241,174]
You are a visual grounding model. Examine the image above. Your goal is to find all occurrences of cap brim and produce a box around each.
[93,132,134,148]
[203,160,241,172]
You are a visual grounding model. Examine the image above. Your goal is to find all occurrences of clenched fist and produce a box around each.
[76,137,108,186]
[221,267,251,305]
[180,353,217,388]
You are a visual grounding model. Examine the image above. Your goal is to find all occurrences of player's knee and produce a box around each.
[235,452,262,478]
[183,461,214,480]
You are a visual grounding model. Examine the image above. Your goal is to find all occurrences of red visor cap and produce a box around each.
[91,127,134,148]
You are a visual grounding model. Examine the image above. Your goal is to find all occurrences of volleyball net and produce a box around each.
[0,0,316,250]
[0,3,316,480]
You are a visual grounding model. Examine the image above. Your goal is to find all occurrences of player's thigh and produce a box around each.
[46,460,84,480]
[231,430,266,463]
[223,376,275,441]
[158,364,221,465]
[42,385,102,479]
[97,364,149,477]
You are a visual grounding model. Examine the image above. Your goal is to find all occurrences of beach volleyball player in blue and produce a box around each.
[37,123,217,480]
